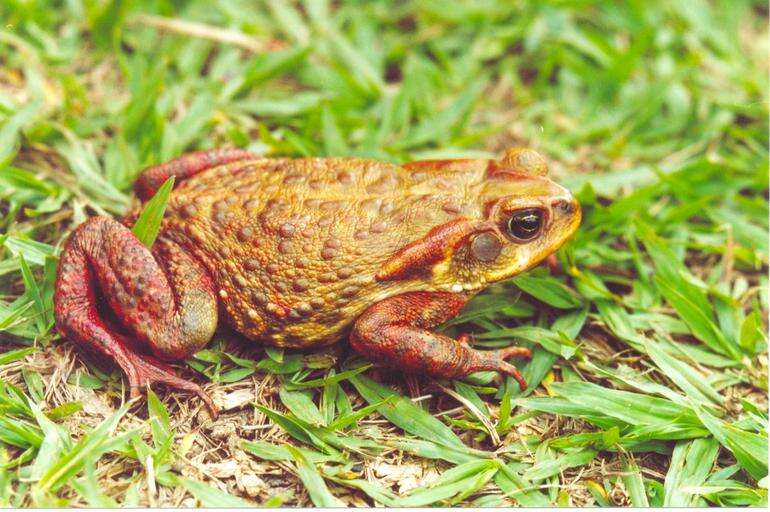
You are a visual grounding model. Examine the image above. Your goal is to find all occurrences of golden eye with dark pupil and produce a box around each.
[507,209,543,240]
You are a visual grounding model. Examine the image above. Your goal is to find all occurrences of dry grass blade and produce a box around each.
[129,13,283,52]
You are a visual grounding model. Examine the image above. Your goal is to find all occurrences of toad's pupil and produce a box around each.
[519,215,538,230]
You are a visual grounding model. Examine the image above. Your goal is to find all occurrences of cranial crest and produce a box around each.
[488,147,549,178]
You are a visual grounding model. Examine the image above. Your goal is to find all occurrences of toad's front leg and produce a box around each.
[54,216,219,415]
[350,292,532,389]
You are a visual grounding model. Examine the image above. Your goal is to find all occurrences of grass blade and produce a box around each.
[495,462,551,506]
[178,477,254,507]
[348,374,467,450]
[36,402,131,492]
[663,438,719,506]
[279,386,326,426]
[643,337,723,406]
[621,453,650,506]
[131,176,174,247]
[692,405,767,481]
[286,445,344,507]
[394,460,498,506]
[512,274,583,309]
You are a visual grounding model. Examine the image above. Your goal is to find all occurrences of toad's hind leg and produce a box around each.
[54,216,219,415]
[350,292,532,389]
[134,148,258,200]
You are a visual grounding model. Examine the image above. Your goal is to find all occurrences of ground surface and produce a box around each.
[0,0,768,507]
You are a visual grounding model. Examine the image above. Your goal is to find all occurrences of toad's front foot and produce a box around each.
[350,292,532,389]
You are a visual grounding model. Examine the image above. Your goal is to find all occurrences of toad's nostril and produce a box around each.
[552,198,575,214]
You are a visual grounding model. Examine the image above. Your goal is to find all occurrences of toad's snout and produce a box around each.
[551,195,582,237]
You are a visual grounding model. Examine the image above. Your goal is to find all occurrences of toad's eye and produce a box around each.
[507,209,543,241]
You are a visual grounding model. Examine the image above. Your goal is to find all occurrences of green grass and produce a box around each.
[1,0,767,507]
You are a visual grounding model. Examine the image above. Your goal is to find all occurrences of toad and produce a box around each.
[54,148,580,415]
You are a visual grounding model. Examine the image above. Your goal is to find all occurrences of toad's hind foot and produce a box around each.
[126,349,218,416]
[54,216,219,417]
